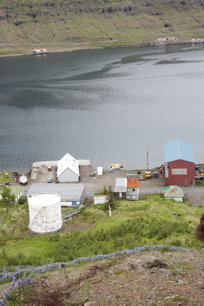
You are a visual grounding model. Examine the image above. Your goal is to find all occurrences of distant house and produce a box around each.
[126,177,140,201]
[114,178,127,199]
[27,183,85,207]
[164,139,195,186]
[33,48,47,54]
[164,185,184,202]
[57,153,80,183]
[0,186,23,203]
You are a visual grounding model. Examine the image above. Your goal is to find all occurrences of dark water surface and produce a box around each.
[0,44,204,171]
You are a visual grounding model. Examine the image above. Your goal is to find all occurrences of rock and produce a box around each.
[84,303,96,306]
[127,258,143,269]
[141,256,168,269]
[157,268,169,274]
[177,279,185,285]
[127,256,168,270]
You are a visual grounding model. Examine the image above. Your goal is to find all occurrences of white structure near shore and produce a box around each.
[28,194,62,234]
[57,153,79,183]
[27,183,85,207]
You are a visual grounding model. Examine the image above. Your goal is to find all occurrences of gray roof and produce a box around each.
[164,139,195,163]
[114,178,127,193]
[27,183,85,202]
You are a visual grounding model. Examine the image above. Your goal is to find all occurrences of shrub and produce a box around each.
[0,186,15,205]
[169,239,182,246]
[17,196,27,205]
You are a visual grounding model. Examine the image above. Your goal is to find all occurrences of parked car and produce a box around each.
[153,172,159,178]
[144,171,152,179]
[47,178,52,183]
[48,165,52,171]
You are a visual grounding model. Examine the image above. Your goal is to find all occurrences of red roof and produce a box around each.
[127,177,139,188]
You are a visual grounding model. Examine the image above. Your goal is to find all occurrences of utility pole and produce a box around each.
[147,147,149,170]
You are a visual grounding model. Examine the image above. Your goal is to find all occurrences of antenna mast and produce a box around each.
[147,147,149,170]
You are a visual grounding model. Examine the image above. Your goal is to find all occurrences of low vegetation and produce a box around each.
[0,194,203,267]
[195,179,204,186]
[0,172,14,184]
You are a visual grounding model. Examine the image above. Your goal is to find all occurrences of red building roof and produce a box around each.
[127,177,139,188]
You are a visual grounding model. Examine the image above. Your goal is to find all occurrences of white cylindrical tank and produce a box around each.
[28,194,62,234]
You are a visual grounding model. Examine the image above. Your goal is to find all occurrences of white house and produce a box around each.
[57,153,80,183]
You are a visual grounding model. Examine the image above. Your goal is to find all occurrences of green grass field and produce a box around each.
[0,194,203,267]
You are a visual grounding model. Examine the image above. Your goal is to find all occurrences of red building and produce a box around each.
[164,140,195,186]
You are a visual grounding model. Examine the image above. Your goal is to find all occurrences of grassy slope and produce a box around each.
[0,194,203,267]
[1,0,204,54]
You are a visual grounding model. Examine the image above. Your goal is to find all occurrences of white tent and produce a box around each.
[57,153,79,183]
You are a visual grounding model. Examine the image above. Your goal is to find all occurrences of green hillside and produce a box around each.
[1,0,204,55]
[0,194,203,267]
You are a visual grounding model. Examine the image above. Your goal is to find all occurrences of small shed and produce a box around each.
[94,195,109,204]
[27,183,85,207]
[97,167,103,176]
[114,178,127,199]
[164,185,184,202]
[0,186,23,203]
[57,153,79,183]
[126,177,140,201]
[164,139,195,186]
[127,171,138,178]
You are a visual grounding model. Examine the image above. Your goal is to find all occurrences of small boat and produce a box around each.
[19,175,28,185]
[33,48,47,55]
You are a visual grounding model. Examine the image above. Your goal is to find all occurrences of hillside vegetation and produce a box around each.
[0,194,203,267]
[1,0,204,54]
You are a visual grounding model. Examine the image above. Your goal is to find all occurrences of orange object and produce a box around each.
[127,177,139,189]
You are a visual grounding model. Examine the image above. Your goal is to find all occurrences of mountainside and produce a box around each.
[1,0,204,54]
[1,249,204,305]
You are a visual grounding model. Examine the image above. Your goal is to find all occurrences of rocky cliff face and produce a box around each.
[1,0,204,53]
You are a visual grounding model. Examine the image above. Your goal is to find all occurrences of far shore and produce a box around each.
[0,38,203,59]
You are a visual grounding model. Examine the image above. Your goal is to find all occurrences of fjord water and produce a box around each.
[0,44,204,171]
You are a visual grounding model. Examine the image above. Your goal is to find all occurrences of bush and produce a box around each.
[169,239,182,246]
[0,186,15,205]
[18,196,27,205]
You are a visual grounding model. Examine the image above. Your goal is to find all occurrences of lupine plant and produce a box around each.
[0,245,187,285]
[0,275,32,305]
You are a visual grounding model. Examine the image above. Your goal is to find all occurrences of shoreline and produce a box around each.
[0,39,203,59]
